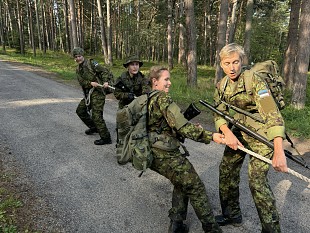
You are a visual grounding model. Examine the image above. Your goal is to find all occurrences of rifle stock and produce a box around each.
[177,103,201,143]
[183,103,201,120]
[199,99,309,170]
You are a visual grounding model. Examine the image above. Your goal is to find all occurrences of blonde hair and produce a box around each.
[219,43,245,62]
[149,66,169,84]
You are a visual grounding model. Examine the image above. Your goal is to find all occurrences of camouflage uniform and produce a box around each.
[148,91,222,233]
[75,59,114,141]
[114,71,150,109]
[214,71,285,233]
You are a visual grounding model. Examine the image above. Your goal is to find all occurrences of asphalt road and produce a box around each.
[0,59,309,233]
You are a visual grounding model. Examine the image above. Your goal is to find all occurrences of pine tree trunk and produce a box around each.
[27,0,36,56]
[214,0,229,84]
[16,0,25,54]
[243,0,254,65]
[97,0,109,63]
[68,0,78,48]
[291,0,310,109]
[227,0,238,44]
[106,0,113,65]
[283,0,301,89]
[185,0,197,87]
[178,0,186,67]
[168,0,174,70]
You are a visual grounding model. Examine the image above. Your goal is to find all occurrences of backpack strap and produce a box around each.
[243,69,254,95]
[138,90,159,177]
[217,76,229,101]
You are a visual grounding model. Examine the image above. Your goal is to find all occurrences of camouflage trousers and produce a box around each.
[76,92,111,140]
[219,130,280,233]
[150,148,221,232]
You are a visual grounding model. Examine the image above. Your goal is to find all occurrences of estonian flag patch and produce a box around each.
[258,89,270,98]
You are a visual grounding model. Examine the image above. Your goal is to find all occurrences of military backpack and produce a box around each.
[116,91,159,175]
[244,60,286,110]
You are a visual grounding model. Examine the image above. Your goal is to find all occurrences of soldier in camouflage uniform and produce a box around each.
[73,47,114,145]
[147,66,224,233]
[114,55,150,109]
[213,43,288,232]
[114,55,150,147]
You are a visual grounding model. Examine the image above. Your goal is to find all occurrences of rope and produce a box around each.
[237,146,310,184]
[97,84,115,90]
[85,87,95,107]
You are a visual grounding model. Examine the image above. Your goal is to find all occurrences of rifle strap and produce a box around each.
[243,69,254,95]
[285,133,302,156]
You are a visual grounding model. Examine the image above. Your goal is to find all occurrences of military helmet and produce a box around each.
[123,55,143,68]
[72,47,84,57]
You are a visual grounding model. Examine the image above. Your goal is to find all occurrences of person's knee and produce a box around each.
[91,110,103,118]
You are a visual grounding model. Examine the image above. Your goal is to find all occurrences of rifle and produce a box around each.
[220,100,303,157]
[184,103,201,121]
[199,99,309,170]
[177,103,202,143]
[114,80,131,92]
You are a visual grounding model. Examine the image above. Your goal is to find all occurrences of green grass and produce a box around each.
[0,174,24,233]
[0,48,309,139]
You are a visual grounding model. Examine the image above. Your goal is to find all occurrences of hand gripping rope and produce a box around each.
[237,146,310,184]
[85,84,115,107]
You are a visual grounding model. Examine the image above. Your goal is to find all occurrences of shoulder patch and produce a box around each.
[258,89,270,98]
[92,60,99,67]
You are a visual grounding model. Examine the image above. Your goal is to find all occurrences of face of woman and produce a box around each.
[127,62,140,75]
[153,70,171,93]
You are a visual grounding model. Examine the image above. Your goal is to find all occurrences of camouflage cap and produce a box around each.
[72,47,84,57]
[123,55,143,68]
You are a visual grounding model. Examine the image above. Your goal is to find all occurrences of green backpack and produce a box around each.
[116,91,159,175]
[243,60,286,110]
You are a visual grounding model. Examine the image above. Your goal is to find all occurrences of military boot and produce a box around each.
[202,223,223,233]
[94,137,112,145]
[168,220,189,233]
[85,127,98,135]
[215,215,242,226]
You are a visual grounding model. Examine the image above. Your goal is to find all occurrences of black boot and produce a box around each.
[168,220,189,233]
[85,127,98,135]
[202,223,223,233]
[94,138,112,145]
[215,215,242,226]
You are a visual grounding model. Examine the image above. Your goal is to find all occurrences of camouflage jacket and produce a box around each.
[76,59,114,96]
[114,71,150,109]
[214,71,285,141]
[148,91,213,147]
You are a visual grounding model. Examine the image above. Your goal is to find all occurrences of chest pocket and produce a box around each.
[81,66,96,82]
[133,79,143,94]
[220,77,255,111]
[228,93,254,110]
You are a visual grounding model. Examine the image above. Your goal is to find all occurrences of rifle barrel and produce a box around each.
[199,100,309,169]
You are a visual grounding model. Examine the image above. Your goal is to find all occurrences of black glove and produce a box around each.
[128,93,135,101]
